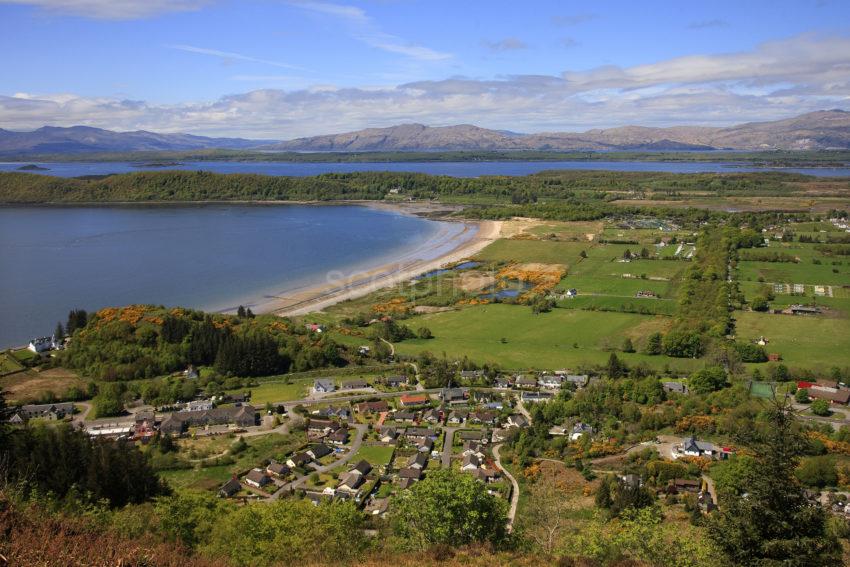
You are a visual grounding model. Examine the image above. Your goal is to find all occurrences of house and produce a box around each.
[514,375,538,389]
[399,394,429,407]
[307,444,333,460]
[485,400,505,411]
[521,391,553,403]
[460,370,485,380]
[440,387,467,404]
[307,418,337,436]
[226,392,251,404]
[619,474,642,489]
[422,408,442,424]
[287,452,312,468]
[365,497,389,517]
[784,304,820,315]
[668,478,701,494]
[808,387,850,405]
[417,438,434,453]
[133,411,156,440]
[462,441,485,459]
[635,290,658,299]
[183,365,199,379]
[470,410,499,426]
[380,426,399,443]
[267,462,290,478]
[393,410,417,423]
[662,382,689,395]
[565,375,589,388]
[491,428,509,443]
[565,288,578,298]
[314,405,351,421]
[571,422,594,441]
[244,468,271,488]
[337,471,366,493]
[549,425,569,437]
[16,402,76,421]
[398,467,422,481]
[408,452,429,470]
[474,468,501,483]
[219,477,242,498]
[384,375,408,388]
[186,399,214,411]
[156,405,258,436]
[27,336,60,353]
[356,400,389,413]
[327,428,350,446]
[461,453,481,472]
[677,436,718,459]
[538,374,564,389]
[313,379,336,394]
[506,414,528,429]
[404,427,435,441]
[342,379,369,390]
[447,410,468,424]
[494,376,513,389]
[458,430,487,443]
[358,345,371,355]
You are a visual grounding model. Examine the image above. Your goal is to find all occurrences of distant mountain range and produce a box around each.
[2,110,850,156]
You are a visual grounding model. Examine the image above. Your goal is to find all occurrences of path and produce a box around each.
[492,443,519,532]
[269,423,368,500]
[442,427,457,468]
[72,401,92,424]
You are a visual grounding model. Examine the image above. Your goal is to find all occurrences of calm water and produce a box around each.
[1,160,850,177]
[0,205,464,348]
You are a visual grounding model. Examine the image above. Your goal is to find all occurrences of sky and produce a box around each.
[0,0,849,139]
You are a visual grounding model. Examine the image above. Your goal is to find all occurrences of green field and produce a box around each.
[474,239,589,265]
[394,303,698,371]
[735,311,850,370]
[0,352,25,375]
[224,379,312,405]
[351,444,395,467]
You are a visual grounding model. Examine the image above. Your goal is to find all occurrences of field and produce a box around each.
[474,239,589,265]
[0,352,24,375]
[350,445,395,468]
[394,303,698,371]
[0,367,86,404]
[735,311,850,370]
[224,379,312,405]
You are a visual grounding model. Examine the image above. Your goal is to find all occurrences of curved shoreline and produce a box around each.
[252,218,502,317]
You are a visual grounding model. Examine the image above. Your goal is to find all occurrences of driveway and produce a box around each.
[442,427,457,468]
[492,443,519,532]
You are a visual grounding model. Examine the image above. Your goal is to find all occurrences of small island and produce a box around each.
[16,164,49,171]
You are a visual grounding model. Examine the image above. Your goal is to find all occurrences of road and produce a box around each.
[269,423,368,500]
[492,443,518,532]
[442,427,457,468]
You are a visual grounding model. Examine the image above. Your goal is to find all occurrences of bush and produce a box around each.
[811,399,831,417]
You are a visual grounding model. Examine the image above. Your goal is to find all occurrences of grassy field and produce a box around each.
[474,239,589,265]
[735,311,850,370]
[394,303,699,371]
[224,379,312,405]
[0,367,86,404]
[351,445,395,467]
[0,352,24,375]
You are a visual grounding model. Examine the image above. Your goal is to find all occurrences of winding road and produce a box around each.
[492,443,519,532]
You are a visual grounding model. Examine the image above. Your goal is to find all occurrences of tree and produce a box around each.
[54,321,65,342]
[751,297,770,312]
[663,330,703,358]
[769,363,791,382]
[66,308,88,335]
[795,388,810,403]
[645,332,663,355]
[689,366,728,394]
[796,455,837,488]
[811,399,831,417]
[391,469,508,550]
[237,305,246,318]
[520,466,581,554]
[417,326,433,339]
[622,338,635,353]
[606,352,627,379]
[706,400,842,565]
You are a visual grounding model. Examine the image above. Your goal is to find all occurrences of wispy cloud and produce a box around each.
[551,13,596,26]
[165,44,301,69]
[0,0,210,19]
[688,19,729,29]
[560,37,579,49]
[291,1,452,61]
[482,37,528,52]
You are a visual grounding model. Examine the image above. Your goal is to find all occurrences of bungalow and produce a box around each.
[565,374,589,388]
[16,402,76,421]
[404,427,435,441]
[494,376,513,389]
[461,453,481,472]
[337,471,366,493]
[157,405,258,436]
[384,375,408,388]
[307,444,334,460]
[571,422,594,441]
[458,430,488,443]
[417,438,434,453]
[307,418,337,436]
[485,400,505,411]
[313,379,336,394]
[460,370,485,380]
[356,400,389,413]
[351,460,372,477]
[186,399,214,411]
[514,375,538,389]
[27,335,60,353]
[677,436,718,459]
[538,374,564,389]
[380,426,399,443]
[668,478,701,494]
[808,387,850,405]
[663,382,689,395]
[219,477,242,498]
[785,304,821,316]
[287,452,312,468]
[470,410,499,426]
[314,405,351,421]
[267,462,290,478]
[393,410,417,423]
[327,428,350,446]
[462,441,485,459]
[398,467,423,481]
[408,452,429,470]
[358,345,371,355]
[447,410,468,425]
[549,425,569,437]
[244,468,271,489]
[506,414,529,429]
[440,388,467,405]
[422,408,442,424]
[521,391,553,403]
[342,379,369,390]
[474,468,501,483]
[399,394,429,407]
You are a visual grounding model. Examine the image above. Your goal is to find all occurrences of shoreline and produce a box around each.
[251,218,502,317]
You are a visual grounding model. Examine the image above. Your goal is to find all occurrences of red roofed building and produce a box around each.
[399,394,429,407]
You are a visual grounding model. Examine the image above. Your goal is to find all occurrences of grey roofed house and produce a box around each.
[384,375,407,386]
[408,451,429,469]
[404,427,434,439]
[447,410,468,423]
[538,374,564,388]
[351,460,372,476]
[287,452,312,468]
[571,422,594,440]
[18,402,76,420]
[506,414,528,428]
[462,441,484,456]
[565,375,589,388]
[393,411,417,422]
[418,438,434,453]
[267,462,290,477]
[314,405,351,420]
[337,471,365,491]
[244,468,271,488]
[307,418,336,433]
[514,375,538,388]
[471,410,499,424]
[342,379,369,390]
[663,382,689,395]
[458,430,487,442]
[219,477,242,498]
[461,453,481,471]
[327,428,350,445]
[313,379,336,393]
[440,387,467,403]
[307,444,333,460]
[494,376,513,389]
[380,426,399,441]
[157,405,258,435]
[460,370,484,379]
[474,468,500,483]
[422,408,442,423]
[521,391,553,403]
[681,436,717,457]
[398,467,422,480]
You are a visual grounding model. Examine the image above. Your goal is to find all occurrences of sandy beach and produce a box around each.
[254,217,502,317]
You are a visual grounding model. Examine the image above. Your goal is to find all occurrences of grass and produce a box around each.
[224,379,312,405]
[0,352,25,375]
[474,239,589,265]
[734,310,850,370]
[9,349,38,363]
[351,445,395,467]
[393,303,699,372]
[0,367,86,404]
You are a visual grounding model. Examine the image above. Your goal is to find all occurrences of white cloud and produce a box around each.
[1,34,848,137]
[0,0,210,19]
[291,1,452,61]
[165,45,301,69]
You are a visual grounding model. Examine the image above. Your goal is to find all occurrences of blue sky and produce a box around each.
[0,0,849,137]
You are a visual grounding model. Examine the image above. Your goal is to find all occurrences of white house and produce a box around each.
[538,374,564,389]
[676,436,718,459]
[570,422,594,441]
[313,379,335,394]
[28,336,59,353]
